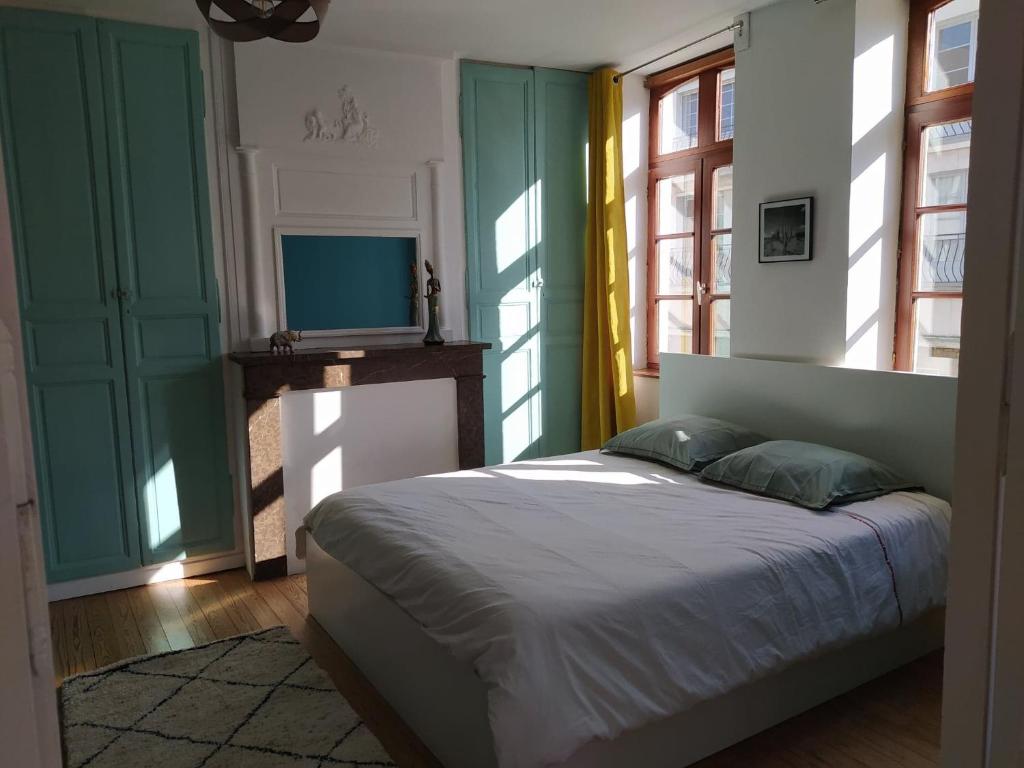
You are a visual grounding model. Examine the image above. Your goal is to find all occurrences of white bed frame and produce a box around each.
[307,355,957,767]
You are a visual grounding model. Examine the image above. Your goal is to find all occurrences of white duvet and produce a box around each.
[303,451,950,768]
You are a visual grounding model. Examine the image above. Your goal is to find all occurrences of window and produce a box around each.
[927,0,978,91]
[896,0,979,376]
[718,68,735,141]
[646,48,734,369]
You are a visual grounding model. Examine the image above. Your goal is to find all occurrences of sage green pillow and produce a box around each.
[601,415,768,472]
[699,440,920,510]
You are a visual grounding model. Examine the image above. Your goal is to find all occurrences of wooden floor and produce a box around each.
[50,569,943,767]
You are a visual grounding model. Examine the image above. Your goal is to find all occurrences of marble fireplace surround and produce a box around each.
[230,341,490,580]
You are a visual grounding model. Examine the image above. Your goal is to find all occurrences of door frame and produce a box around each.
[941,0,1024,765]
[0,318,61,768]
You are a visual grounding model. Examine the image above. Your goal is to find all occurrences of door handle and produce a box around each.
[696,281,707,307]
[532,277,545,289]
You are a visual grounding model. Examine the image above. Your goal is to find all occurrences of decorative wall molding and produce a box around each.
[238,148,438,346]
[303,86,379,147]
[273,166,417,220]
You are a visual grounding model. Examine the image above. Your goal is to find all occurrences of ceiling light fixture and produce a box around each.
[196,0,331,43]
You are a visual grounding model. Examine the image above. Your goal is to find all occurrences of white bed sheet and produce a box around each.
[303,451,950,768]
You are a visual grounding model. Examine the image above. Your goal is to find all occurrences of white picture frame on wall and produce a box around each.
[271,224,426,340]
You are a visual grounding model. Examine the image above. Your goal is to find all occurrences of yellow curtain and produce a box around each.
[581,68,637,449]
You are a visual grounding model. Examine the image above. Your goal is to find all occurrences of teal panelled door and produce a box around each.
[462,63,542,465]
[0,9,234,581]
[0,9,142,580]
[99,21,234,564]
[535,68,588,456]
[462,62,588,464]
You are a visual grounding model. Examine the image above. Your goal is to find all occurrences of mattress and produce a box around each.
[303,451,951,768]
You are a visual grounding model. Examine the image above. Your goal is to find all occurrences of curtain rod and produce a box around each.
[613,20,743,83]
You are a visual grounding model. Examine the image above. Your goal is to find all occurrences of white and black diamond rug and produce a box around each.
[60,626,397,768]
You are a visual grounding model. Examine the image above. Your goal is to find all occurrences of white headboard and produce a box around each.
[659,354,958,500]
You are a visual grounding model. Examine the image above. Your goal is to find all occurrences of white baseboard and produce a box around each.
[47,551,247,602]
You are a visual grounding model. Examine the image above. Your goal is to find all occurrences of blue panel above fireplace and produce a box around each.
[281,234,419,331]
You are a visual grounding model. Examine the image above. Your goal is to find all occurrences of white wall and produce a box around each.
[621,73,658,421]
[732,0,856,364]
[233,40,467,347]
[846,0,908,370]
[632,0,909,421]
[623,73,649,372]
[731,0,908,367]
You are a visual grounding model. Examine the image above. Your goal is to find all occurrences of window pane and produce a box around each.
[712,234,732,293]
[927,0,979,92]
[718,68,735,141]
[657,173,695,235]
[712,165,733,230]
[913,297,962,376]
[657,238,694,295]
[917,210,966,291]
[712,299,731,358]
[658,299,693,354]
[659,78,699,154]
[921,120,971,206]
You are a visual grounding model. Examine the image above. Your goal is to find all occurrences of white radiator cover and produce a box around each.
[281,377,459,574]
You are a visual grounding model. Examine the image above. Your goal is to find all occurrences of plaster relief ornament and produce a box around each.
[304,87,380,147]
[196,1,330,43]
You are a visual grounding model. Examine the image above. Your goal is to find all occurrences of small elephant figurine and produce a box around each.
[269,330,302,354]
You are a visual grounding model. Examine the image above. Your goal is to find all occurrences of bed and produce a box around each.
[302,354,958,768]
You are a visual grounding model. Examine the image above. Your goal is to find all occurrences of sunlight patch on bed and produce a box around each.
[512,459,601,466]
[493,468,656,485]
[424,469,496,479]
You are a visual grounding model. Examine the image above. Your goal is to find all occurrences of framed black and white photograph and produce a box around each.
[759,197,813,263]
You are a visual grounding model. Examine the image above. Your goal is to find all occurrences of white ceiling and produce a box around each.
[21,0,768,71]
[311,0,757,70]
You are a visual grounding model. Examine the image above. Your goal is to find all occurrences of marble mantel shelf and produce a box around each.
[229,341,491,398]
[230,340,491,579]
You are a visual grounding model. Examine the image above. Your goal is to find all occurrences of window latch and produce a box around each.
[696,281,708,306]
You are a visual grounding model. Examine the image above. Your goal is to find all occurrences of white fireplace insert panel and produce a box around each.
[282,378,459,574]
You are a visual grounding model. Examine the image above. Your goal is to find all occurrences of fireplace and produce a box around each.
[230,341,490,579]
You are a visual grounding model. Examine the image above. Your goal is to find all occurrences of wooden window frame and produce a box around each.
[894,0,975,371]
[645,47,734,371]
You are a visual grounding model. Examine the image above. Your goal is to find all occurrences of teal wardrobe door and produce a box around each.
[98,21,234,563]
[462,62,543,465]
[0,9,142,580]
[535,69,588,456]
